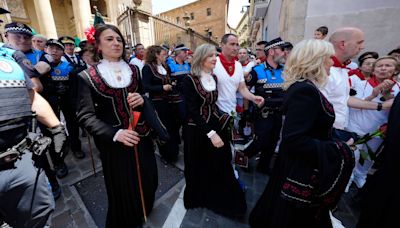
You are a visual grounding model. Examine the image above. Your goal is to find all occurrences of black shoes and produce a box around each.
[73,149,85,159]
[52,184,61,200]
[55,162,68,178]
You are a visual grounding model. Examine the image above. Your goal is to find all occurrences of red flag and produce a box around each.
[129,111,142,130]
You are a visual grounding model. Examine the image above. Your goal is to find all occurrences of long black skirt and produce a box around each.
[95,137,158,228]
[183,125,247,218]
[249,156,332,228]
[153,101,180,162]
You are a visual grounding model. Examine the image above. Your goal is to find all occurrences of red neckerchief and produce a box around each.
[348,68,366,80]
[331,56,350,69]
[367,76,397,88]
[136,55,143,61]
[367,76,380,88]
[367,76,399,98]
[219,54,236,76]
[332,56,352,86]
[241,60,250,67]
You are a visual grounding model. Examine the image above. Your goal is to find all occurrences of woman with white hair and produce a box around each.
[183,43,247,217]
[249,39,354,227]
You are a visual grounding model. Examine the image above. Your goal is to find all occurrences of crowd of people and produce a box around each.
[1,5,400,227]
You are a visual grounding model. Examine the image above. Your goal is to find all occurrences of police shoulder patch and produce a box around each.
[0,60,13,73]
[22,58,34,70]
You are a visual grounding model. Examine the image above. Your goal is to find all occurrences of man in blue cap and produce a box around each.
[4,22,51,92]
[39,39,81,176]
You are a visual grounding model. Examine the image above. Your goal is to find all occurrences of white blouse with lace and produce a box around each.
[200,71,216,91]
[97,59,132,88]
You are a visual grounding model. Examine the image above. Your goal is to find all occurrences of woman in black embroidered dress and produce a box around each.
[183,44,247,217]
[249,39,354,228]
[76,24,165,228]
[142,45,180,163]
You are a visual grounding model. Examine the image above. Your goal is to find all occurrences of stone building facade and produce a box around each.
[157,0,229,45]
[0,0,152,45]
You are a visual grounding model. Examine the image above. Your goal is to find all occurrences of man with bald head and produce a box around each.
[321,27,392,141]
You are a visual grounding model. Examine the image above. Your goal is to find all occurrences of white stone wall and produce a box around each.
[304,0,400,56]
[256,0,400,58]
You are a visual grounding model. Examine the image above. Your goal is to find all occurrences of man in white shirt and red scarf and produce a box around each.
[215,34,264,115]
[129,43,145,73]
[214,33,264,184]
[321,27,393,142]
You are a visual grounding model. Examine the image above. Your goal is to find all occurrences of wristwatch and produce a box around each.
[377,102,383,111]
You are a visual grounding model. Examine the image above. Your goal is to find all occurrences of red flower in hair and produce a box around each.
[84,26,96,44]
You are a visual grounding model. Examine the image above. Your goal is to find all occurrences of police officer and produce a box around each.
[0,9,67,226]
[3,22,49,92]
[244,37,286,174]
[58,36,85,159]
[168,43,190,118]
[39,39,77,177]
[59,36,85,67]
[162,44,174,65]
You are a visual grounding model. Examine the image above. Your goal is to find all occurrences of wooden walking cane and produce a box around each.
[86,130,97,176]
[129,110,147,222]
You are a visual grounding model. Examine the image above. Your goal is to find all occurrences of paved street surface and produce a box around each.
[48,135,360,228]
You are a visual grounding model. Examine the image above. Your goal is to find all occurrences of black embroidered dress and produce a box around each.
[142,63,180,162]
[249,80,354,228]
[77,64,158,228]
[182,75,247,217]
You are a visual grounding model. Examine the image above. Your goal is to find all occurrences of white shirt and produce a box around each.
[61,54,78,64]
[157,64,167,75]
[129,57,145,73]
[97,59,132,88]
[347,61,358,70]
[348,80,400,135]
[243,61,256,74]
[320,66,350,130]
[214,56,245,114]
[200,71,216,91]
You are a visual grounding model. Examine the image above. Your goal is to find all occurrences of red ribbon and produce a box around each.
[128,111,141,130]
[84,26,96,45]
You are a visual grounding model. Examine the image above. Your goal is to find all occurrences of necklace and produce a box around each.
[114,68,122,81]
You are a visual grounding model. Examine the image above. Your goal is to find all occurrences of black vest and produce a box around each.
[0,44,32,148]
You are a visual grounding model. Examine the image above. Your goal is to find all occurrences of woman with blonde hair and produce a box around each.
[347,56,400,189]
[250,39,354,227]
[183,43,247,217]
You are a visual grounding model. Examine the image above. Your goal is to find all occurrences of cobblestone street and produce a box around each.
[48,135,360,228]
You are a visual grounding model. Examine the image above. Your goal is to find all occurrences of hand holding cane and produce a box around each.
[128,110,147,222]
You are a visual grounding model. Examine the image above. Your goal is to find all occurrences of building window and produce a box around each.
[207,8,211,16]
[190,12,194,20]
[176,17,180,23]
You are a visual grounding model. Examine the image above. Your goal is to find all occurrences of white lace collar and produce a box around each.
[97,59,132,88]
